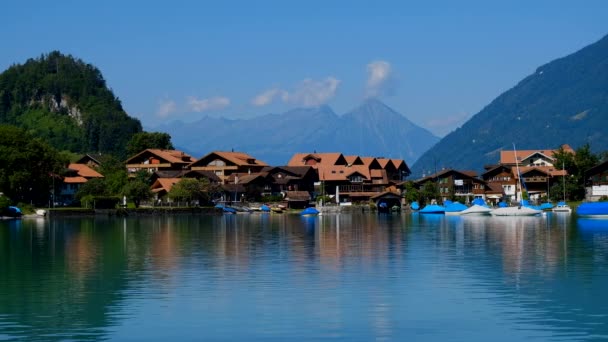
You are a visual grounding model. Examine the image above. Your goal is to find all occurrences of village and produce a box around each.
[57,144,608,211]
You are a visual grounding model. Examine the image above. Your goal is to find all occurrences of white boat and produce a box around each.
[552,201,572,213]
[459,204,492,216]
[490,206,542,216]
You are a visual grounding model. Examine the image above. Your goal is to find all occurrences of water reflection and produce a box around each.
[0,213,607,341]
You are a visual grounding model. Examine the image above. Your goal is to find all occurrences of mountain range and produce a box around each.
[411,33,608,177]
[154,98,440,165]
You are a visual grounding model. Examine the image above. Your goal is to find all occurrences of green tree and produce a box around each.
[75,178,107,200]
[168,178,209,205]
[402,181,419,203]
[126,132,174,157]
[554,144,599,200]
[122,180,152,208]
[420,182,438,205]
[0,124,67,205]
[0,51,143,157]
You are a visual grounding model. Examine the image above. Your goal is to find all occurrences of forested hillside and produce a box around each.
[0,51,142,158]
[412,34,608,176]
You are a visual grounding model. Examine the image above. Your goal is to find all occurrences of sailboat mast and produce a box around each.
[513,143,523,202]
[562,161,566,202]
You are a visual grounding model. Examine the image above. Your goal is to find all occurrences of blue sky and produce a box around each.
[2,1,607,136]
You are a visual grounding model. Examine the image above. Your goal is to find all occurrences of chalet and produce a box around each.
[585,160,608,201]
[220,166,317,206]
[513,166,567,201]
[150,170,221,185]
[75,154,103,169]
[481,165,515,202]
[287,152,410,203]
[414,169,486,203]
[59,163,104,204]
[125,149,196,175]
[496,145,573,201]
[499,144,574,167]
[150,178,181,199]
[188,151,268,183]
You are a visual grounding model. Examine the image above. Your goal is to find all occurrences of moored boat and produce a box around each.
[576,202,608,218]
[460,204,492,216]
[490,206,542,216]
[444,202,468,215]
[300,207,320,216]
[419,204,445,214]
[552,201,572,213]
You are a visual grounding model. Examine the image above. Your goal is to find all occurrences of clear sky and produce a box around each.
[2,1,607,136]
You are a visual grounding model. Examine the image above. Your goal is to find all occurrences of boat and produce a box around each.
[552,201,572,213]
[444,202,468,215]
[576,202,608,218]
[490,144,542,217]
[300,207,320,216]
[410,201,420,211]
[35,209,47,217]
[419,204,445,214]
[460,204,492,216]
[490,206,542,216]
[552,162,572,213]
[270,206,284,213]
[259,204,271,213]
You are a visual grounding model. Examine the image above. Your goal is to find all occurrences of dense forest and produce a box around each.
[0,51,142,158]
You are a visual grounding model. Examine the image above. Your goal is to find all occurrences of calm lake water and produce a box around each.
[1,212,608,341]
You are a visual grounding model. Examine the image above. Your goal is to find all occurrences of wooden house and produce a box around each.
[59,163,104,204]
[125,149,196,175]
[414,169,487,203]
[188,151,268,183]
[585,160,608,201]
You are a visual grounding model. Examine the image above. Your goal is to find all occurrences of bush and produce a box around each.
[91,196,121,209]
[0,195,10,210]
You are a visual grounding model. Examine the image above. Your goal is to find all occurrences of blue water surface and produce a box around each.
[1,213,608,341]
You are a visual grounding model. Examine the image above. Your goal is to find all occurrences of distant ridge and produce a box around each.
[412,33,608,177]
[156,98,439,165]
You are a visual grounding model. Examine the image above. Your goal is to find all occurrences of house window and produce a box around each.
[350,175,363,183]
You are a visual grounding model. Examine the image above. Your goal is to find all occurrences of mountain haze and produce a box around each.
[156,99,439,165]
[412,33,608,177]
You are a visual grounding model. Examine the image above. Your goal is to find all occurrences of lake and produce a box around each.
[1,212,608,341]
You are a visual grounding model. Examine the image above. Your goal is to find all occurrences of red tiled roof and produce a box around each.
[64,176,88,184]
[126,149,196,165]
[68,163,103,178]
[151,178,181,193]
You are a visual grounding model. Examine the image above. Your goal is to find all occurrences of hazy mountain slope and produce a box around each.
[158,99,439,165]
[412,33,608,177]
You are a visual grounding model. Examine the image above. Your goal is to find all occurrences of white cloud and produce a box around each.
[365,60,396,97]
[286,77,340,106]
[251,88,288,106]
[187,96,230,112]
[252,77,340,108]
[157,99,177,118]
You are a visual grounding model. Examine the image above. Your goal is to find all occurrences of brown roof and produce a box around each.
[485,183,504,194]
[64,176,88,184]
[287,153,346,167]
[151,178,181,193]
[191,151,267,167]
[499,145,573,165]
[126,149,196,164]
[284,191,311,201]
[68,163,104,178]
[511,166,568,178]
